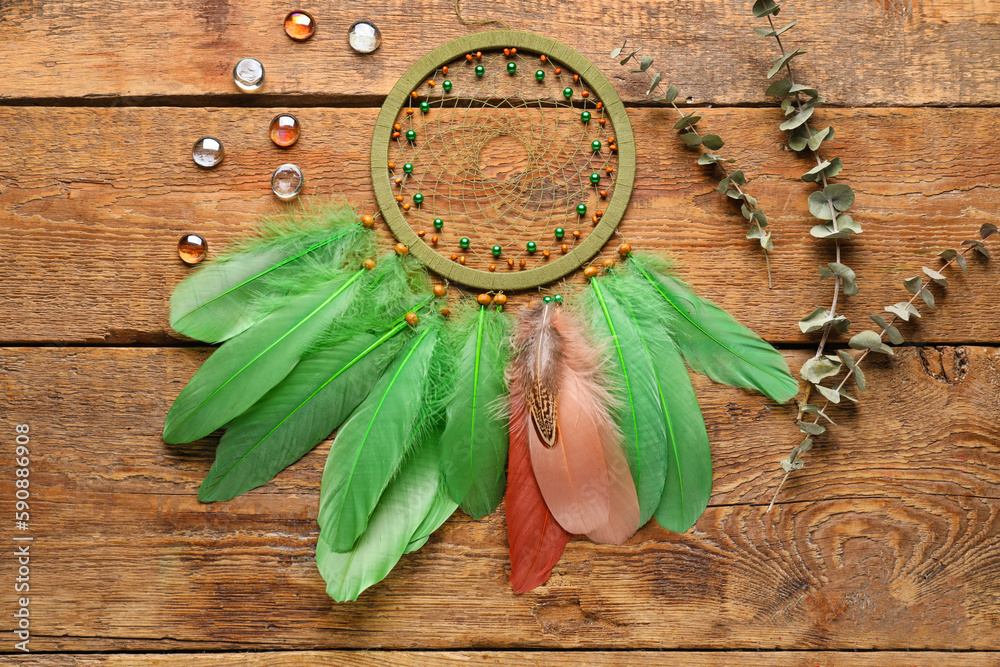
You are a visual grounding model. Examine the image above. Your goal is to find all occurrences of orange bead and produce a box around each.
[573,74,580,83]
[584,266,599,278]
[605,166,613,173]
[519,259,527,268]
[504,48,511,56]
[494,294,508,306]
[581,91,589,98]
[392,132,400,139]
[599,190,608,199]
[554,67,562,75]
[441,307,452,317]
[573,230,581,238]
[598,118,607,126]
[560,244,569,253]
[602,258,616,268]
[395,195,404,202]
[542,249,550,258]
[591,214,599,224]
[405,312,419,326]
[406,108,415,115]
[361,215,374,227]
[427,80,435,87]
[540,54,547,62]
[451,253,459,260]
[507,258,514,267]
[488,264,496,272]
[394,177,402,185]
[466,54,474,61]
[596,210,604,218]
[477,293,492,306]
[442,65,449,75]
[364,258,376,270]
[417,230,426,237]
[402,203,411,210]
[388,162,395,169]
[433,284,447,297]
[431,235,439,245]
[458,256,466,265]
[595,102,603,110]
[618,243,632,256]
[395,243,409,255]
[608,137,616,145]
[510,48,517,55]
[393,123,401,131]
[475,51,482,59]
[411,92,418,99]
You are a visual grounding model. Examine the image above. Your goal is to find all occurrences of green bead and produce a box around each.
[581,111,591,123]
[460,237,470,249]
[507,62,517,74]
[591,140,602,151]
[413,193,424,204]
[590,172,601,184]
[576,204,587,216]
[442,80,452,91]
[526,241,537,253]
[420,101,430,113]
[492,245,502,257]
[562,87,573,99]
[433,217,444,229]
[554,227,565,239]
[543,296,553,303]
[403,163,413,174]
[406,129,416,141]
[535,69,545,81]
[553,294,564,304]
[475,65,485,77]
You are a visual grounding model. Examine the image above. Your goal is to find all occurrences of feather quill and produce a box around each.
[163,269,367,444]
[629,254,798,404]
[171,205,374,343]
[505,392,571,593]
[509,304,640,543]
[439,304,512,518]
[317,320,442,552]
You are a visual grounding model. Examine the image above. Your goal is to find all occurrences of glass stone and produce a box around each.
[192,137,224,168]
[271,163,303,200]
[178,233,207,265]
[269,114,300,147]
[233,58,264,91]
[284,10,316,41]
[348,21,381,54]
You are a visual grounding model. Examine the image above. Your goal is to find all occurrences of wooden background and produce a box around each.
[2,0,999,665]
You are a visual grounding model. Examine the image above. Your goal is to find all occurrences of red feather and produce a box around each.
[505,389,572,594]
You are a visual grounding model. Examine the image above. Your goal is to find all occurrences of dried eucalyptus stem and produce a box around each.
[611,40,774,287]
[766,223,997,510]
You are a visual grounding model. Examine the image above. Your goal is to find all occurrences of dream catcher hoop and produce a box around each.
[164,30,797,602]
[371,31,635,290]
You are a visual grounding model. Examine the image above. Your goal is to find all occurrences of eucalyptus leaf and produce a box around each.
[922,266,949,287]
[800,356,843,384]
[981,223,998,239]
[810,215,862,239]
[731,170,747,185]
[789,125,810,151]
[956,253,968,273]
[831,316,851,334]
[885,302,921,321]
[807,126,833,151]
[798,437,813,453]
[808,191,837,220]
[680,132,702,147]
[801,404,836,425]
[799,307,832,334]
[781,457,804,472]
[780,107,814,131]
[768,49,807,78]
[718,176,732,194]
[702,134,724,150]
[797,420,827,436]
[903,276,922,294]
[766,79,793,97]
[610,41,626,58]
[938,249,957,261]
[639,55,653,72]
[885,325,904,345]
[919,288,936,309]
[813,384,842,404]
[849,330,893,355]
[825,184,856,211]
[852,365,867,392]
[674,113,702,130]
[869,314,888,329]
[836,349,857,371]
[647,72,662,96]
[801,160,831,183]
[753,0,780,18]
[776,20,798,35]
[665,84,679,102]
[746,225,763,239]
[760,232,774,251]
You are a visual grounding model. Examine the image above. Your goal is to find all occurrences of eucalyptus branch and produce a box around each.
[611,39,774,288]
[766,223,998,511]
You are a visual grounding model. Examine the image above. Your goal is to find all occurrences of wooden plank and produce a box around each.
[7,651,1000,666]
[1,346,998,651]
[1,106,997,345]
[0,0,998,106]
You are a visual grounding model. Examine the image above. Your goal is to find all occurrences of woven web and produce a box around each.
[386,48,620,273]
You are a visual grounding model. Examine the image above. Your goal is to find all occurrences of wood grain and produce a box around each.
[0,0,998,106]
[7,652,1000,666]
[1,346,998,651]
[1,106,997,345]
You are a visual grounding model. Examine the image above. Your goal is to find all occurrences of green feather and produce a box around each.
[606,271,712,532]
[198,324,409,502]
[629,254,798,404]
[439,304,512,519]
[316,426,452,602]
[163,269,366,444]
[170,205,373,343]
[584,277,669,525]
[317,320,442,552]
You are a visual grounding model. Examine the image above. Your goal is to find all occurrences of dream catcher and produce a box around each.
[163,31,797,601]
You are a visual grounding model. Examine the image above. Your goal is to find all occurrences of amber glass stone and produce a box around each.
[177,234,207,265]
[284,11,316,41]
[269,113,300,147]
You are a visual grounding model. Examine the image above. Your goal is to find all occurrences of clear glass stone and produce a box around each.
[233,57,264,91]
[348,21,381,54]
[271,163,303,200]
[269,113,300,147]
[178,233,207,264]
[192,137,224,168]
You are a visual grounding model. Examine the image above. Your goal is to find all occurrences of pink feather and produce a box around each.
[508,304,640,546]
